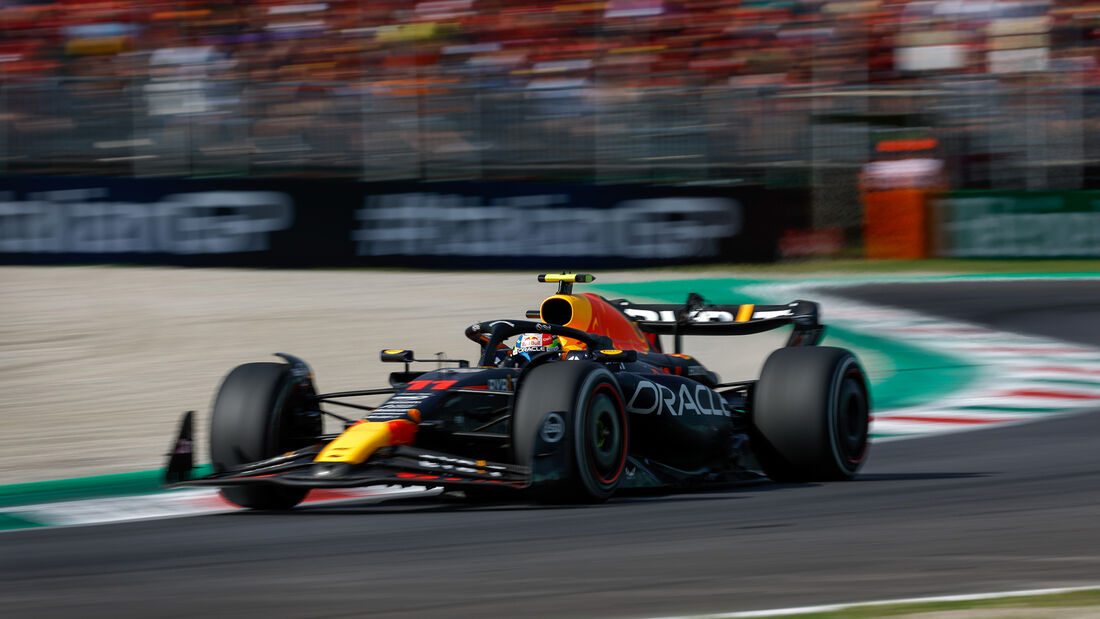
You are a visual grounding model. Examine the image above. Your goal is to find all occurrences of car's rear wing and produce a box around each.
[612,295,824,352]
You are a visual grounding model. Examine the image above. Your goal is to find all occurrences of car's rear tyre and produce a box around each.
[751,346,870,482]
[513,361,629,503]
[209,362,321,509]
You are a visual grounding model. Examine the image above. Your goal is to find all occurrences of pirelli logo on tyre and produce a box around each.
[540,413,566,443]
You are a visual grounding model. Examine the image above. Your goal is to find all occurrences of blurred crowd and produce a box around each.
[4,0,1099,88]
[2,0,1100,189]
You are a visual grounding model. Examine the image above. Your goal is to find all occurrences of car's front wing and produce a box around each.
[170,446,530,492]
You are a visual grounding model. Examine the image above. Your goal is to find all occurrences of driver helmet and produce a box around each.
[511,332,563,365]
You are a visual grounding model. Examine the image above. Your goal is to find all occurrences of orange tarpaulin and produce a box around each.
[862,189,929,259]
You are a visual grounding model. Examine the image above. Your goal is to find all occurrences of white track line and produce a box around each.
[649,585,1100,618]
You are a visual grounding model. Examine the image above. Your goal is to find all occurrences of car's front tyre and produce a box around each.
[512,361,629,503]
[209,362,322,509]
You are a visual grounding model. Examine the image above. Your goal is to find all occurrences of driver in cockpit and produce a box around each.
[507,332,564,367]
[504,332,593,367]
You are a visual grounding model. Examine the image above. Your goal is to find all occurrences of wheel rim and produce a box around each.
[834,371,868,467]
[585,384,627,486]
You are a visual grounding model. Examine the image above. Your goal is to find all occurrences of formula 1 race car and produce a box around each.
[165,274,870,508]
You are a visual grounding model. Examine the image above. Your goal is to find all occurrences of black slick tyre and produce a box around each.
[513,361,629,503]
[751,346,870,482]
[209,362,321,509]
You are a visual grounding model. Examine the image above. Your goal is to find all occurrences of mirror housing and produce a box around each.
[381,349,415,363]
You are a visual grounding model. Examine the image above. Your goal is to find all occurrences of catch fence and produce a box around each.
[3,77,1099,230]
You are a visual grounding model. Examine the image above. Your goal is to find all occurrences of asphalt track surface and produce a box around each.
[3,280,1099,618]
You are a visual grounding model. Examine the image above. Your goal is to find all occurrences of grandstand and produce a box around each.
[2,0,1099,200]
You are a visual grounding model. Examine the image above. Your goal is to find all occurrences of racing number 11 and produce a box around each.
[406,380,458,391]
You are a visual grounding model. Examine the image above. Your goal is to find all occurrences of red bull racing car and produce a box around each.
[165,274,871,508]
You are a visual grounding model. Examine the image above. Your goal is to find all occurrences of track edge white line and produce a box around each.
[648,585,1100,619]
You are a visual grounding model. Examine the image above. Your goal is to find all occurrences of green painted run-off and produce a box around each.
[0,466,212,510]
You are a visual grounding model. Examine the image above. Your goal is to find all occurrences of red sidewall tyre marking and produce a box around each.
[585,382,628,487]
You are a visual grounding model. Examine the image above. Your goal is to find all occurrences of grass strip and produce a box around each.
[631,260,1100,275]
[31,260,1100,276]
